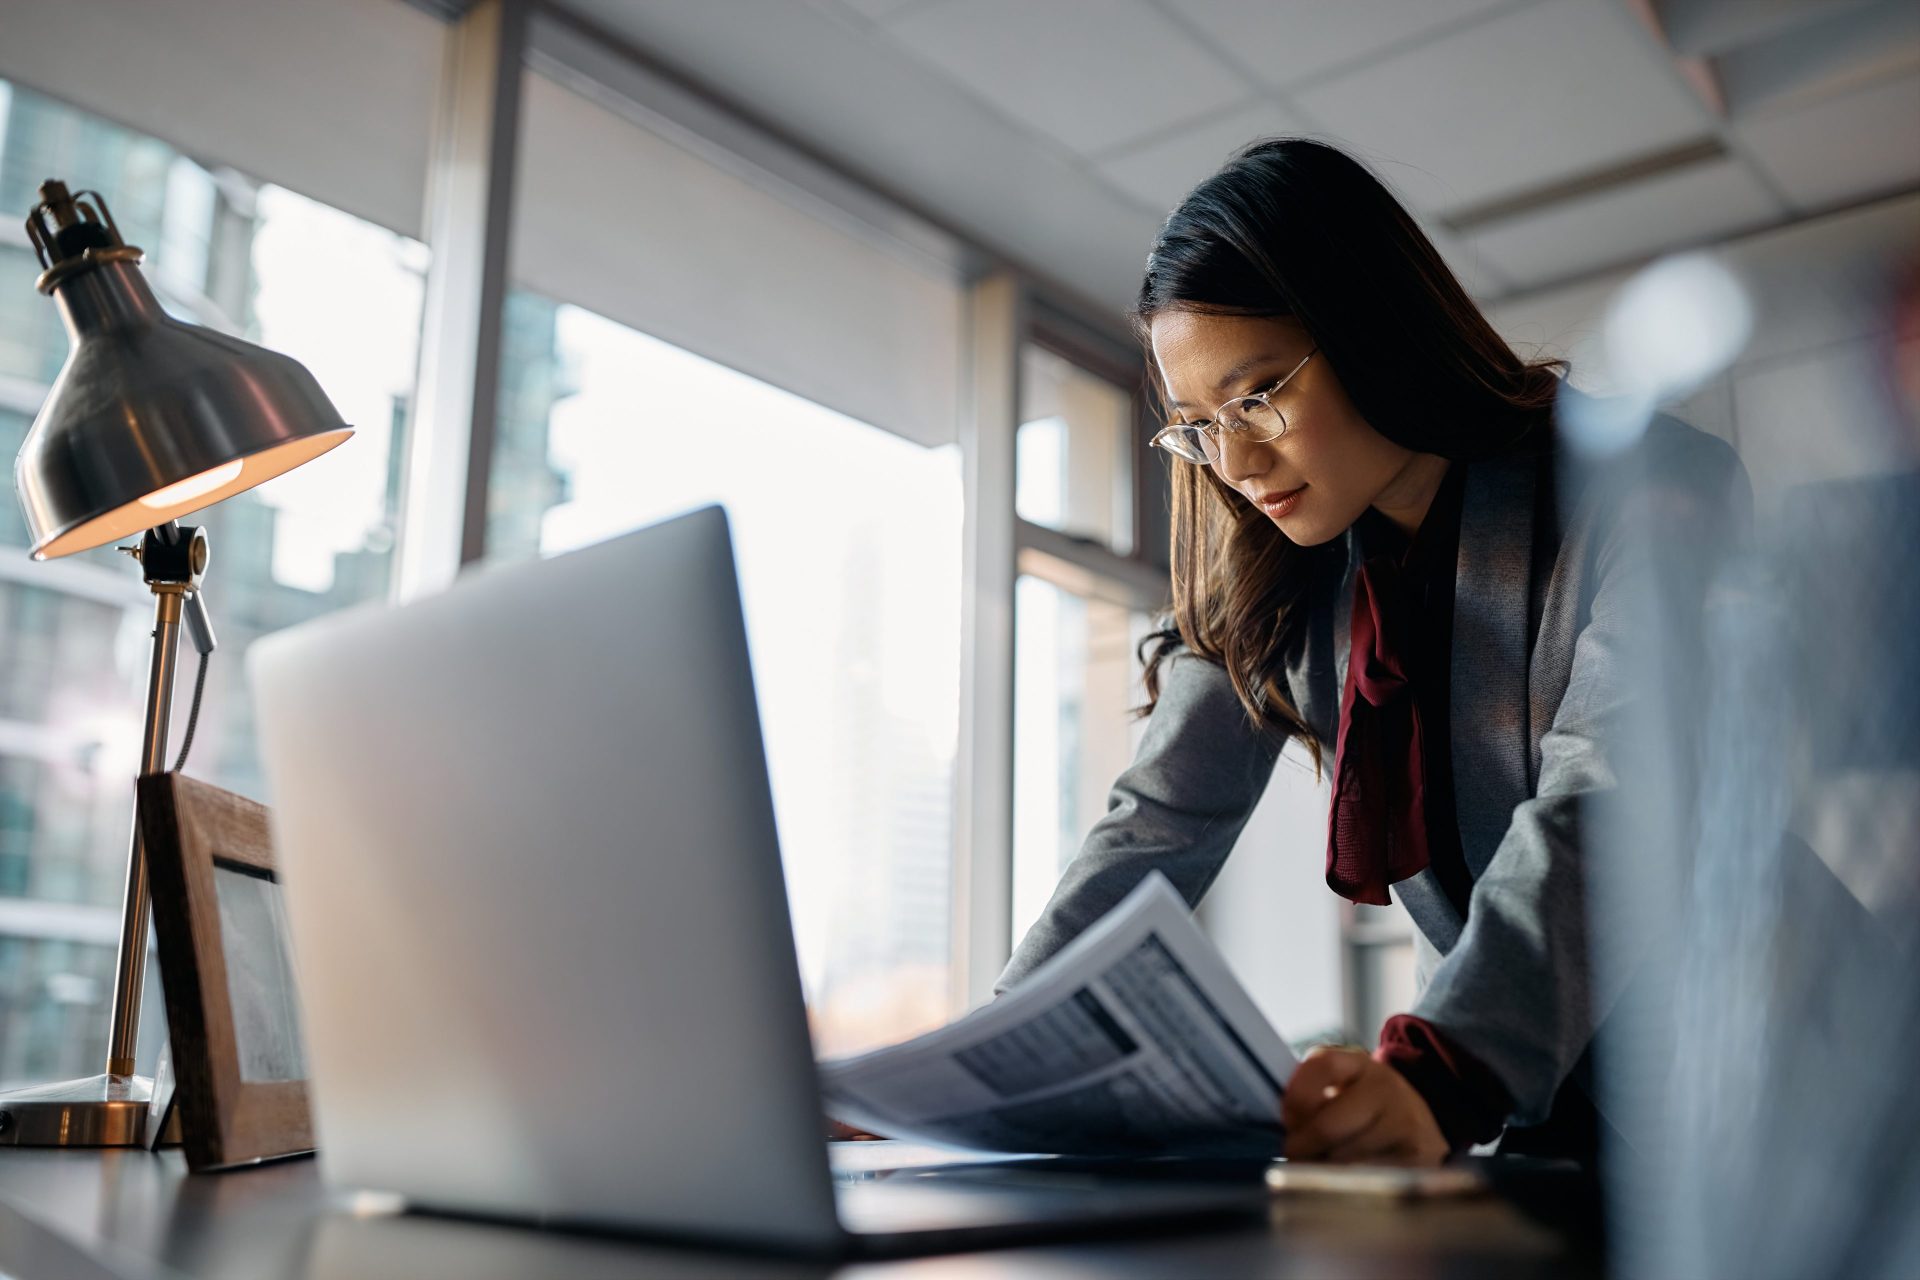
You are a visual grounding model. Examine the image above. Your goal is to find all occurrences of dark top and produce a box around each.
[1328,463,1512,1152]
[1327,461,1472,910]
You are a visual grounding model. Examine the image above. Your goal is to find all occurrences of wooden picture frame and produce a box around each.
[139,773,314,1171]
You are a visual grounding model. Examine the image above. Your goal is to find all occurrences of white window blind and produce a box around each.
[510,68,963,449]
[0,0,442,240]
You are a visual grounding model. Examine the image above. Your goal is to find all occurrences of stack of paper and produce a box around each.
[820,874,1298,1157]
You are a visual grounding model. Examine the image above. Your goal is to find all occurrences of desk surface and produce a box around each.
[0,1148,1602,1279]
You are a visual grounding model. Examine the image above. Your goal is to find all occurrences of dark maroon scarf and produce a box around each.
[1325,553,1431,905]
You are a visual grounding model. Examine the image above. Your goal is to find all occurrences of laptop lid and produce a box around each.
[248,505,843,1253]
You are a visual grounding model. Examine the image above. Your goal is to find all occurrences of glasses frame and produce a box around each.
[1150,346,1318,465]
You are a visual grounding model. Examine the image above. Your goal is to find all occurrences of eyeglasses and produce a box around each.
[1150,347,1318,465]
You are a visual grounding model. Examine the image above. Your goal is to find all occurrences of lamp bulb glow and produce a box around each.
[138,459,245,510]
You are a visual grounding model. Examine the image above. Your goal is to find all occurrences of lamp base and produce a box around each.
[0,1073,153,1147]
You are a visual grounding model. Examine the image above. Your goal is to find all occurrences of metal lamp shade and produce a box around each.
[16,257,352,560]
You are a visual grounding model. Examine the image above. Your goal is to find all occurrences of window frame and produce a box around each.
[957,296,1169,1004]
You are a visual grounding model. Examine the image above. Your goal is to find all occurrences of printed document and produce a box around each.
[819,873,1297,1156]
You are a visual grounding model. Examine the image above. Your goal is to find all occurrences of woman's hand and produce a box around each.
[1281,1045,1449,1165]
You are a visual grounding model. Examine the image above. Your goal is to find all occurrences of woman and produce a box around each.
[996,139,1747,1165]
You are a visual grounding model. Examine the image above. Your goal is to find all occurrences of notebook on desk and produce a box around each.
[247,504,1268,1257]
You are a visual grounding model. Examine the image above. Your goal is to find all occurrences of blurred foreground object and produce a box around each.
[1598,241,1920,1279]
[1557,251,1753,458]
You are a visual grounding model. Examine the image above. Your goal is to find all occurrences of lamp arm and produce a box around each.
[183,588,216,657]
[101,521,215,1075]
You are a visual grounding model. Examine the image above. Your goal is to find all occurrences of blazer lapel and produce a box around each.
[1449,452,1537,880]
[1332,531,1360,700]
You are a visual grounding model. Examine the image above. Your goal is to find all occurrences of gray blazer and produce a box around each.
[997,415,1749,1128]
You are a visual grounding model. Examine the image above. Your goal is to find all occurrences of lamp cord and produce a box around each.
[171,648,210,774]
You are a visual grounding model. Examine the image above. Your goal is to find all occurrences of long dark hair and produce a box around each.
[1135,138,1564,765]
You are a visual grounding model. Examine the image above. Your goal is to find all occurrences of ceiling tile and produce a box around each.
[1160,0,1515,90]
[1290,0,1711,215]
[1095,110,1510,296]
[880,0,1249,155]
[1735,70,1920,210]
[1094,102,1307,212]
[1659,0,1882,57]
[1465,157,1782,289]
[832,0,935,19]
[1714,0,1920,114]
[1726,193,1920,364]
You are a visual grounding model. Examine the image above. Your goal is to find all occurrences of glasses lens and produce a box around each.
[1153,426,1214,464]
[1222,398,1285,441]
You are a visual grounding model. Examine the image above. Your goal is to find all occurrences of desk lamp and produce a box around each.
[0,180,352,1147]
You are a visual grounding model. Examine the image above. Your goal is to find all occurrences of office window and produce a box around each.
[1009,340,1154,947]
[0,81,425,1087]
[1010,580,1153,945]
[1016,344,1135,554]
[488,294,964,1058]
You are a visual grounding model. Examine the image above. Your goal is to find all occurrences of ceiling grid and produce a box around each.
[549,0,1920,313]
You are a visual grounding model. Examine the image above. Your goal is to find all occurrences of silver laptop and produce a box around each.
[247,504,1264,1257]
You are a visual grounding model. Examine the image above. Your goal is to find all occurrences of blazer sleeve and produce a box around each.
[1410,431,1749,1124]
[993,649,1286,995]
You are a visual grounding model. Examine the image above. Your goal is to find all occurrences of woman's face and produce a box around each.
[1149,310,1418,546]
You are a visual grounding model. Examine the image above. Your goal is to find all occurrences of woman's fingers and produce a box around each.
[1285,1066,1391,1160]
[1281,1046,1374,1132]
[1282,1048,1451,1165]
[1321,1117,1404,1164]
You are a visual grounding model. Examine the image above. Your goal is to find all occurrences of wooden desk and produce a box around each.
[0,1149,1601,1279]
